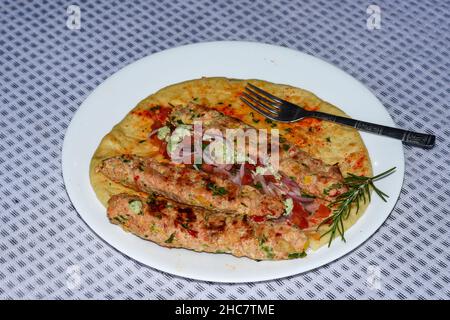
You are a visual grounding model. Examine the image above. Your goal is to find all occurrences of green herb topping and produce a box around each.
[319,167,396,247]
[207,182,228,196]
[288,252,307,259]
[323,183,343,196]
[165,232,175,244]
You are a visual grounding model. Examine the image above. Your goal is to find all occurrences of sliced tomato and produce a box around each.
[150,120,163,131]
[150,135,169,158]
[250,216,266,223]
[314,204,331,219]
[241,170,254,185]
[308,204,332,227]
[244,163,256,171]
[154,106,171,123]
[290,201,309,229]
[264,175,277,184]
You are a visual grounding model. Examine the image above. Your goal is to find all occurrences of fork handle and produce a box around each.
[311,111,436,148]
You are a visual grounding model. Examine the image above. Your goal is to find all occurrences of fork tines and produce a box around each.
[241,83,285,119]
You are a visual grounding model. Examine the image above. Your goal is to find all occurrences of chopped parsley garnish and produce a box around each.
[252,118,260,123]
[265,118,277,127]
[149,223,159,233]
[326,137,331,142]
[284,128,292,133]
[300,192,316,199]
[254,182,263,190]
[207,182,228,196]
[165,232,175,244]
[288,252,307,259]
[282,144,290,151]
[257,234,274,258]
[323,183,343,196]
[149,106,161,111]
[119,155,131,163]
[180,222,190,230]
[113,215,128,224]
[258,234,268,246]
[146,193,157,205]
[260,245,275,259]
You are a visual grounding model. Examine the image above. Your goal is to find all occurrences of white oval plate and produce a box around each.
[62,41,404,283]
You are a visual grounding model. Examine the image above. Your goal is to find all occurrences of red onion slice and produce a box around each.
[230,172,242,185]
[280,176,301,193]
[303,200,320,213]
[267,182,287,196]
[238,162,245,183]
[286,191,315,203]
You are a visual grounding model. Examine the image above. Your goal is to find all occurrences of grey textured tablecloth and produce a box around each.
[0,0,449,299]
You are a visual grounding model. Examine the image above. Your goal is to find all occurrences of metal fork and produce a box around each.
[241,83,435,148]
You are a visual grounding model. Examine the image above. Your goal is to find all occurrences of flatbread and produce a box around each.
[90,77,372,249]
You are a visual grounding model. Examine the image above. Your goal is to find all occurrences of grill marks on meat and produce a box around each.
[97,155,285,218]
[107,193,308,260]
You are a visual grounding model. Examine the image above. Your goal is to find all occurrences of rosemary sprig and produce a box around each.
[318,167,396,247]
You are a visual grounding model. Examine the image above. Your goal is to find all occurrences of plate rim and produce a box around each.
[62,40,405,283]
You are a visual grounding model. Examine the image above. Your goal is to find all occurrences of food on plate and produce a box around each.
[167,103,349,200]
[97,155,285,218]
[108,193,308,260]
[318,167,395,245]
[279,148,348,201]
[90,77,374,258]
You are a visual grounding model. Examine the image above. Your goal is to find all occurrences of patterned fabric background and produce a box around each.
[0,0,449,299]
